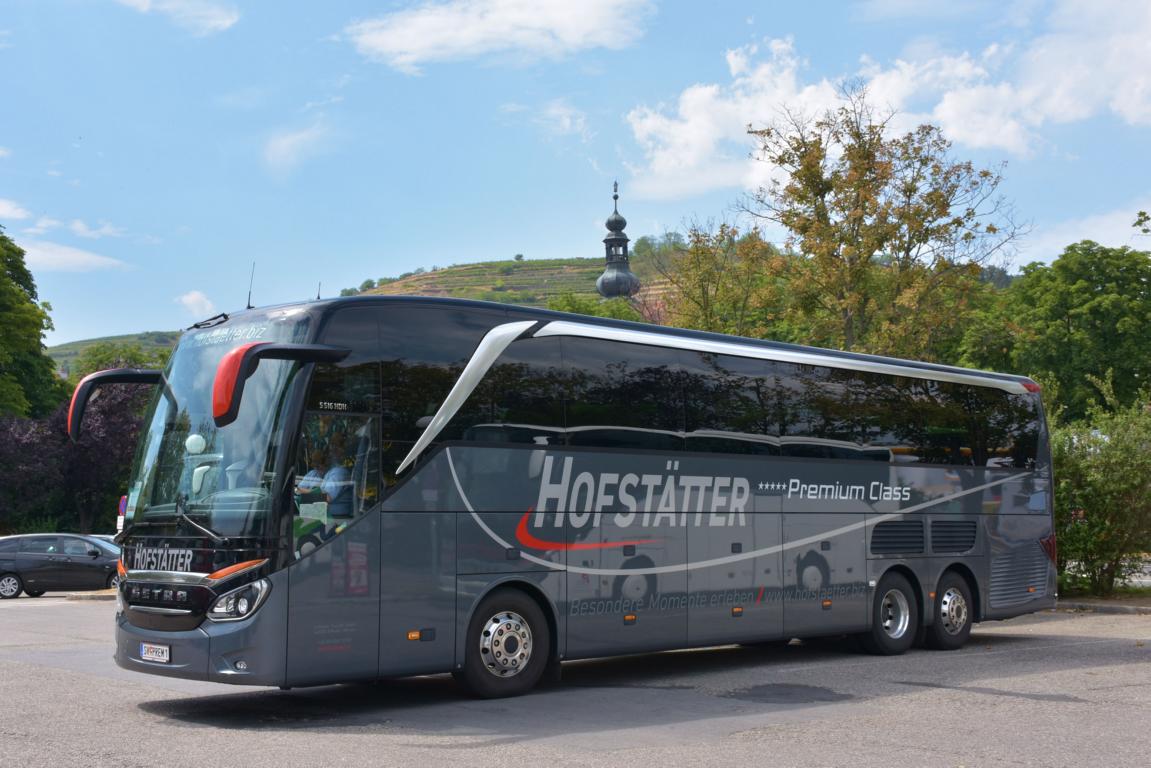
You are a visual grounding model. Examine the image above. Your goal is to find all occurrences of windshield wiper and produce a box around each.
[174,494,230,545]
[188,312,229,330]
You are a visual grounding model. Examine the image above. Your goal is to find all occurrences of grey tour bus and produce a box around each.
[68,296,1056,698]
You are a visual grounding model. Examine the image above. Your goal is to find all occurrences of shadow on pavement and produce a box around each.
[136,617,1138,741]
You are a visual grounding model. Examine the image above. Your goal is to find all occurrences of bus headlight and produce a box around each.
[207,579,271,622]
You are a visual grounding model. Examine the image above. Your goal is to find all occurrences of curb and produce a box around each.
[67,590,117,602]
[1056,601,1151,616]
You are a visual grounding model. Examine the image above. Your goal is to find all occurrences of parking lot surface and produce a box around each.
[1,596,1149,768]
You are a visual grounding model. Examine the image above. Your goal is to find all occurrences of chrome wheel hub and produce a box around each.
[880,589,910,639]
[0,575,19,597]
[479,610,533,678]
[939,587,969,635]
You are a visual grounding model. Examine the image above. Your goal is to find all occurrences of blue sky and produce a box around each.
[2,0,1150,345]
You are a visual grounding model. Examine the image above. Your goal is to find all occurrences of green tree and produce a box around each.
[72,341,170,382]
[0,226,66,417]
[963,241,1151,421]
[650,224,787,338]
[546,293,641,321]
[1052,379,1151,595]
[744,86,1020,360]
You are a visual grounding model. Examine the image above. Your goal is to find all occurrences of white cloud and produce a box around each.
[69,219,125,239]
[263,120,329,175]
[22,241,126,271]
[114,0,239,36]
[22,217,62,236]
[176,290,216,317]
[626,38,839,200]
[625,1,1151,200]
[1018,199,1151,265]
[344,0,654,74]
[0,146,10,158]
[0,198,31,220]
[534,99,592,141]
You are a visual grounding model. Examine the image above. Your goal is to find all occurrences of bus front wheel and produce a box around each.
[859,572,918,655]
[925,571,973,651]
[460,588,551,699]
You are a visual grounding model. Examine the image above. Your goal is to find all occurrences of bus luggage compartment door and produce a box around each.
[565,515,687,658]
[781,511,868,637]
[687,494,782,646]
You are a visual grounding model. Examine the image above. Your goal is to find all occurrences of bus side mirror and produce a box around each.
[212,343,350,428]
[68,369,163,442]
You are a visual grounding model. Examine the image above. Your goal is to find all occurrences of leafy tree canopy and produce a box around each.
[963,241,1151,421]
[742,85,1021,361]
[546,293,641,321]
[0,226,67,417]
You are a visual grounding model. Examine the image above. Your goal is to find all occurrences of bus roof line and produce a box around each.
[534,320,1031,395]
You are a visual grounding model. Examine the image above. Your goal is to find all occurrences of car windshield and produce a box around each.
[90,538,120,556]
[124,308,312,538]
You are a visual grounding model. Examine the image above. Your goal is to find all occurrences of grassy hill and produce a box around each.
[49,255,667,366]
[364,254,663,305]
[47,331,179,376]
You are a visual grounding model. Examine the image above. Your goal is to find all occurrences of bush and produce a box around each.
[1052,383,1151,595]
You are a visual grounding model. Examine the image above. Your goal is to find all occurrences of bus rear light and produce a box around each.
[117,559,127,579]
[1022,379,1042,393]
[1040,533,1058,565]
[206,559,268,582]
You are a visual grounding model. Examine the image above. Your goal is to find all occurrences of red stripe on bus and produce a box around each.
[756,586,765,604]
[515,509,658,551]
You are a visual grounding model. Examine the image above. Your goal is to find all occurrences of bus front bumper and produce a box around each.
[114,609,287,687]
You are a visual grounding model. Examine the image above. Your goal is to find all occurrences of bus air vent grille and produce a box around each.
[870,520,924,555]
[931,521,977,553]
[990,542,1049,607]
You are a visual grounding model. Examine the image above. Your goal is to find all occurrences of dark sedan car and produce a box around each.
[0,534,121,598]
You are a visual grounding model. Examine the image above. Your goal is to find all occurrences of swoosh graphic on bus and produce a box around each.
[515,508,659,551]
[445,447,1035,577]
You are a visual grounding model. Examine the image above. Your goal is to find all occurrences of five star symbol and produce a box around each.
[757,481,787,492]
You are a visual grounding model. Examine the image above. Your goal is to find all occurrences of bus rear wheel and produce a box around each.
[859,572,918,655]
[925,572,973,651]
[460,588,551,699]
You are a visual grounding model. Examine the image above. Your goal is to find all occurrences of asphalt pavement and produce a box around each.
[1,597,1149,768]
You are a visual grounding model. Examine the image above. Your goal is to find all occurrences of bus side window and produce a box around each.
[682,351,779,455]
[294,359,381,557]
[562,337,683,451]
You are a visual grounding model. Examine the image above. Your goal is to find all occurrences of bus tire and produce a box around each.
[859,572,918,655]
[460,588,551,699]
[925,571,973,651]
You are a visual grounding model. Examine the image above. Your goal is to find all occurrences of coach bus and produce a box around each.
[66,296,1055,698]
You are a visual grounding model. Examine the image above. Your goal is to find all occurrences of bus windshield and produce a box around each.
[124,308,312,539]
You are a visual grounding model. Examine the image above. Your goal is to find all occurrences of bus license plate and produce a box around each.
[140,642,170,663]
